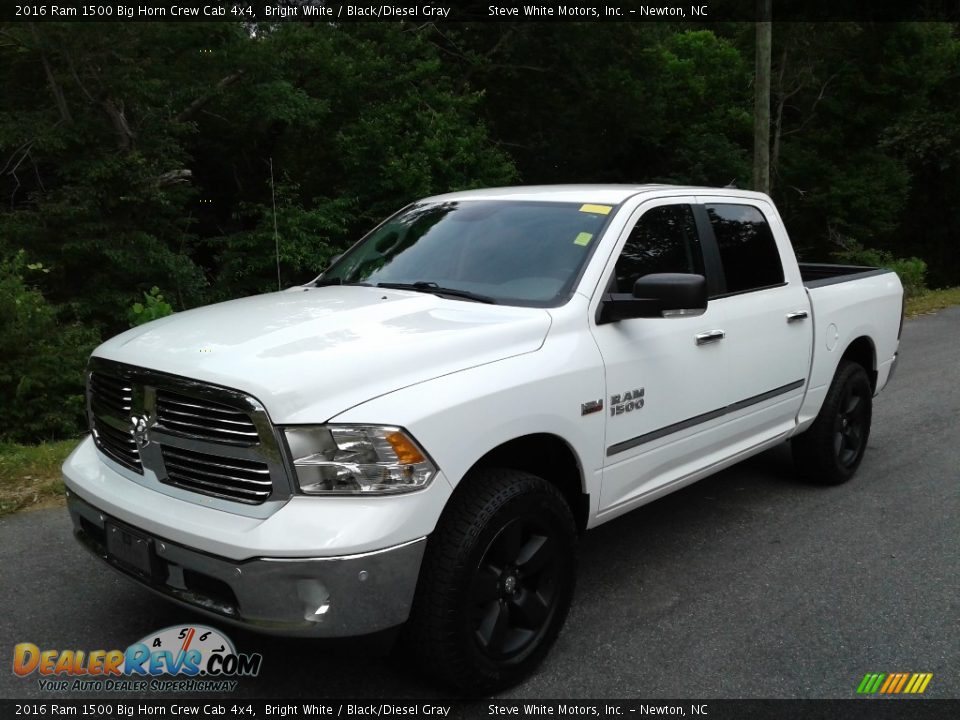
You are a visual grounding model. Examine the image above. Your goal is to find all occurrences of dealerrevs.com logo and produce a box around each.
[13,625,262,693]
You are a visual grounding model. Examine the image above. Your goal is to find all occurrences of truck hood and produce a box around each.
[94,285,551,423]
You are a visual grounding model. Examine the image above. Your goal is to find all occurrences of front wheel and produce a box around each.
[407,468,577,694]
[792,360,873,485]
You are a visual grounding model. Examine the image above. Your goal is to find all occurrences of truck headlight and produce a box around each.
[283,425,436,495]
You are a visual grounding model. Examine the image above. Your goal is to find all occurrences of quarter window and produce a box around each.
[614,204,704,293]
[705,204,784,294]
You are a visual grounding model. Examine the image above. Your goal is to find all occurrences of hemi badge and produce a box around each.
[581,399,603,416]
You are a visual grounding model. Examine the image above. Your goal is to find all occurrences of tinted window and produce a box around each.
[325,200,613,306]
[706,204,784,294]
[614,204,704,293]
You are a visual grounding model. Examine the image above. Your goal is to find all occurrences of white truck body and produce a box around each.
[63,185,902,687]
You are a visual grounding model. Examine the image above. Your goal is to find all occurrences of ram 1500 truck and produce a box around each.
[63,185,903,692]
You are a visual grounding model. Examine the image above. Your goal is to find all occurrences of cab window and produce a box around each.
[614,204,704,293]
[705,204,784,294]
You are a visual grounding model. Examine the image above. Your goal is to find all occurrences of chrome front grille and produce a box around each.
[91,417,142,473]
[86,359,290,509]
[89,373,142,473]
[156,390,259,445]
[89,373,133,417]
[161,446,272,504]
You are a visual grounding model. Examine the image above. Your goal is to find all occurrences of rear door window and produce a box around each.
[705,204,784,294]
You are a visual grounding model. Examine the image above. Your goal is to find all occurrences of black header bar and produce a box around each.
[2,699,959,720]
[4,1,960,23]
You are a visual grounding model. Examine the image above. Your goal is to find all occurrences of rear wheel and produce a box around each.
[792,360,873,485]
[407,468,577,694]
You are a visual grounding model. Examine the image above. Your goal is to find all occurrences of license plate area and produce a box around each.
[105,521,155,578]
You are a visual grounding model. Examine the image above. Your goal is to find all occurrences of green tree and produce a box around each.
[430,24,751,186]
[0,252,99,442]
[759,23,960,281]
[0,24,222,333]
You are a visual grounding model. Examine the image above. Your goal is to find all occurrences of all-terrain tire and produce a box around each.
[792,360,873,485]
[406,468,577,695]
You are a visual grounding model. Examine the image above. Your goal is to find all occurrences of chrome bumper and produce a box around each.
[66,488,426,637]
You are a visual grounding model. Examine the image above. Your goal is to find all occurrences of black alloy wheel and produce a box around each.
[470,516,564,662]
[793,360,873,484]
[407,468,577,694]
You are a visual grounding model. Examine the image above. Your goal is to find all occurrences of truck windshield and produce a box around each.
[320,200,615,306]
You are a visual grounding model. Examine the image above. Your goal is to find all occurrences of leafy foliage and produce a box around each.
[833,240,928,298]
[0,252,99,442]
[0,20,958,441]
[129,286,174,327]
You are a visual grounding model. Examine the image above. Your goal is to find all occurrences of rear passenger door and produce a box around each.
[694,196,811,439]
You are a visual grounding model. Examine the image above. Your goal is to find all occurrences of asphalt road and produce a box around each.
[1,308,957,701]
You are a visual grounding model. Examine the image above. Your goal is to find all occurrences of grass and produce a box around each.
[906,287,960,317]
[0,438,80,518]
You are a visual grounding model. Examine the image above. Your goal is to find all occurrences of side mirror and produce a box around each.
[598,273,707,324]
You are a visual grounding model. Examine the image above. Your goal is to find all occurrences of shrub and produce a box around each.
[833,240,928,298]
[0,252,100,442]
[129,286,174,327]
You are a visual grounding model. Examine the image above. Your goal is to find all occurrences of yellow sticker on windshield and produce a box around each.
[574,232,593,246]
[579,204,612,215]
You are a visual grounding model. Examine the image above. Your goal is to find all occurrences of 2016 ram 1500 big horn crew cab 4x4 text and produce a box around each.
[64,185,903,692]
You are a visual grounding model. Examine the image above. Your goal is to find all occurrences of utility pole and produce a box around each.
[753,0,772,194]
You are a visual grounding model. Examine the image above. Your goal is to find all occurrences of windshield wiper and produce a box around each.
[376,281,496,304]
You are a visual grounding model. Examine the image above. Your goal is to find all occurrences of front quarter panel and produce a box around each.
[329,295,606,525]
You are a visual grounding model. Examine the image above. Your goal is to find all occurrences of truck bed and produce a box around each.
[800,262,894,288]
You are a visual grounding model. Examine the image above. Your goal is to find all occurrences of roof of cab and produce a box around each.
[421,184,769,205]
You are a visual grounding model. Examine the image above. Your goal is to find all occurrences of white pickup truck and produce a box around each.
[64,185,903,692]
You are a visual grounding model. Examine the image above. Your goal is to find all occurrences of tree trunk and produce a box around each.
[752,0,772,194]
[770,44,789,192]
[29,24,72,125]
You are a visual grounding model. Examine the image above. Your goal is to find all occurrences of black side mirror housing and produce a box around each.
[633,273,708,312]
[598,273,707,324]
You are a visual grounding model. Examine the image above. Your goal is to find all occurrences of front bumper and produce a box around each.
[67,489,426,637]
[887,351,899,385]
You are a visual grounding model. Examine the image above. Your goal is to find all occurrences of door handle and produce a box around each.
[695,330,725,346]
[786,310,809,323]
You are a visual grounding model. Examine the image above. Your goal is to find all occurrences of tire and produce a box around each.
[407,468,578,694]
[792,360,873,485]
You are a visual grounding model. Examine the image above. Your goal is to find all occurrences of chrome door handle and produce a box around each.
[695,330,725,346]
[786,311,809,323]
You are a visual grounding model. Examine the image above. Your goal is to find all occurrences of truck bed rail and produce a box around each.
[800,263,893,288]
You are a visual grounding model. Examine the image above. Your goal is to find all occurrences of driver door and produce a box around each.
[591,198,732,515]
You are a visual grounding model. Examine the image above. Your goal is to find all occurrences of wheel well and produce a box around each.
[840,336,877,391]
[470,434,589,532]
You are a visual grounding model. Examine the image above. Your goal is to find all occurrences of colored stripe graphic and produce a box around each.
[880,674,897,693]
[905,673,933,694]
[883,673,907,693]
[857,672,932,694]
[857,673,886,693]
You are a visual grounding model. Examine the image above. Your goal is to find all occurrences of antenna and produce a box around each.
[270,157,280,291]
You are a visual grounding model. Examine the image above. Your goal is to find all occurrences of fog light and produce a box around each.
[297,579,331,622]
